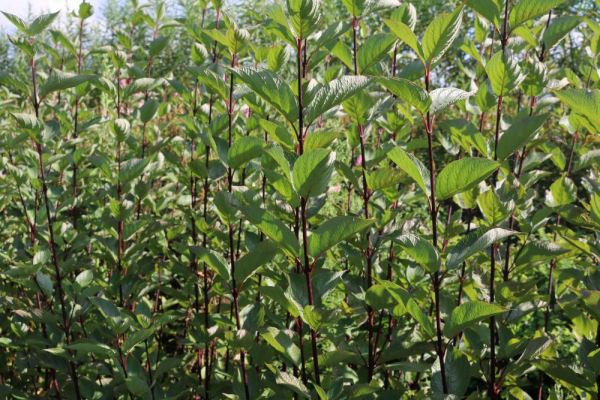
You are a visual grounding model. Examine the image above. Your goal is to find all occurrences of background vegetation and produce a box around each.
[0,0,599,399]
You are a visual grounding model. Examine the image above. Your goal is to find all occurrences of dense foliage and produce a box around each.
[0,0,599,398]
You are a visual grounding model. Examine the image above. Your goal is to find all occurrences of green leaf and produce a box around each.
[0,71,30,95]
[446,227,520,270]
[549,175,576,206]
[387,146,431,197]
[466,0,500,27]
[392,233,441,273]
[375,77,431,115]
[149,36,169,57]
[496,113,550,160]
[422,6,463,66]
[78,2,94,19]
[429,87,474,114]
[287,0,322,39]
[530,360,594,390]
[1,11,29,35]
[120,158,150,184]
[552,89,600,127]
[189,66,228,99]
[486,52,526,96]
[231,66,298,125]
[28,11,60,36]
[125,376,150,397]
[303,306,339,331]
[138,99,159,124]
[292,149,335,199]
[8,35,35,58]
[227,136,265,169]
[304,76,370,126]
[240,206,299,257]
[432,346,471,396]
[275,369,310,398]
[39,71,93,100]
[267,45,291,72]
[477,189,513,225]
[75,270,93,289]
[443,301,506,338]
[436,158,499,201]
[508,0,566,31]
[110,199,134,221]
[90,297,120,319]
[263,328,302,365]
[122,330,153,354]
[235,241,279,284]
[513,240,569,267]
[226,28,250,54]
[542,16,582,54]
[366,167,404,192]
[191,246,230,281]
[308,216,373,259]
[379,280,435,338]
[383,19,425,62]
[122,78,164,99]
[357,33,396,74]
[11,113,44,142]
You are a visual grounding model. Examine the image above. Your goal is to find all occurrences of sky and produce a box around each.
[0,0,106,32]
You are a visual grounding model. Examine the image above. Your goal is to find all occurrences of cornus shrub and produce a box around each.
[1,0,599,398]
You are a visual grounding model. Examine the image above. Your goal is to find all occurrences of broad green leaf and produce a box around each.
[513,240,569,267]
[267,45,290,72]
[388,146,431,197]
[477,189,514,225]
[422,6,463,66]
[383,18,425,62]
[549,175,576,206]
[292,149,335,199]
[28,11,60,36]
[110,199,134,221]
[287,0,322,39]
[138,99,159,124]
[1,12,29,35]
[262,328,302,365]
[227,136,265,169]
[231,66,298,125]
[120,158,151,184]
[436,158,499,201]
[429,87,474,114]
[508,0,566,31]
[304,76,370,125]
[440,119,488,157]
[555,205,600,231]
[466,0,500,27]
[375,77,431,115]
[303,306,339,331]
[0,71,30,95]
[497,113,550,160]
[191,246,230,281]
[531,360,594,390]
[149,36,169,57]
[122,78,164,99]
[432,346,471,396]
[39,72,93,100]
[357,33,396,74]
[226,28,250,54]
[486,52,526,96]
[392,233,441,273]
[125,377,150,397]
[552,89,600,126]
[446,227,520,270]
[75,270,93,289]
[189,66,228,99]
[366,167,403,192]
[122,329,154,354]
[90,297,120,319]
[542,16,582,54]
[520,59,548,97]
[275,369,310,398]
[240,206,299,257]
[308,216,373,259]
[443,301,506,338]
[235,241,279,283]
[380,280,435,338]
